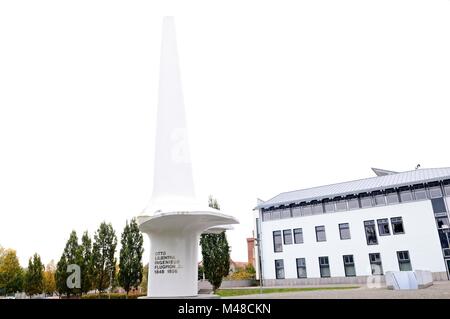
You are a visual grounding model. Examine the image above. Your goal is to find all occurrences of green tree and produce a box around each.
[92,222,117,294]
[24,253,44,297]
[43,261,56,296]
[80,231,93,294]
[55,231,82,297]
[200,196,231,292]
[0,248,23,295]
[118,218,144,297]
[55,255,68,297]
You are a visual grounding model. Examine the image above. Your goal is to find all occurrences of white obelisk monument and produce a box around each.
[137,17,239,298]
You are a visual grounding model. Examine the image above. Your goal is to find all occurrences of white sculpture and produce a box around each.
[137,17,239,298]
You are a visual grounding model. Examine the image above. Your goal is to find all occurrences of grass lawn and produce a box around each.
[216,286,359,297]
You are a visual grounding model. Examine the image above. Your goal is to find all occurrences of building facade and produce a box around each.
[254,168,450,285]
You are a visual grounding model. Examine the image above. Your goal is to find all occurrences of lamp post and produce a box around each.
[253,236,263,295]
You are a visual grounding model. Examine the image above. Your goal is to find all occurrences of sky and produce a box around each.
[0,0,450,267]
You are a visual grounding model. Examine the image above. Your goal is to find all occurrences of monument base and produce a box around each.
[138,294,220,299]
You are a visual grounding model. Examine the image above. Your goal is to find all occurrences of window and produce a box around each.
[273,231,283,252]
[386,190,399,204]
[318,257,330,278]
[262,211,271,221]
[283,229,292,245]
[311,202,323,214]
[323,200,335,213]
[281,208,291,219]
[429,185,443,199]
[436,216,450,229]
[301,204,312,216]
[438,229,450,249]
[293,228,303,244]
[369,253,383,275]
[432,198,447,215]
[272,209,281,220]
[339,223,351,240]
[377,219,390,236]
[399,188,413,202]
[360,194,372,208]
[374,193,386,206]
[275,259,285,279]
[397,251,412,271]
[315,226,326,242]
[414,185,427,200]
[364,220,378,245]
[292,206,301,217]
[391,217,405,235]
[335,199,347,211]
[444,181,450,196]
[347,197,360,210]
[296,258,307,278]
[343,255,356,277]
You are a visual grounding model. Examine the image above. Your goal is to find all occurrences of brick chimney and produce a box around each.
[247,238,255,267]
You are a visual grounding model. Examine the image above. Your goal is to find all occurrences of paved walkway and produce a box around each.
[224,281,450,299]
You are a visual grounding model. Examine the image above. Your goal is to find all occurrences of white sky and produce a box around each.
[1,0,450,267]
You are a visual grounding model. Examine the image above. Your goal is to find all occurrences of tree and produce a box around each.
[92,222,117,294]
[118,218,144,297]
[200,196,231,292]
[43,261,56,296]
[56,230,82,297]
[0,249,23,295]
[80,231,93,294]
[24,253,44,297]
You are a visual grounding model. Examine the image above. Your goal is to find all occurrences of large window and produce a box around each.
[275,259,285,279]
[360,194,372,208]
[364,220,378,245]
[374,193,386,206]
[369,253,383,275]
[347,197,360,210]
[296,258,307,278]
[315,226,326,242]
[335,199,347,211]
[339,223,351,240]
[311,202,323,214]
[414,185,427,200]
[293,228,303,244]
[292,206,301,217]
[436,216,450,229]
[323,200,335,213]
[283,229,292,245]
[301,204,312,216]
[432,198,447,215]
[391,217,405,235]
[386,190,399,204]
[318,256,330,278]
[273,231,283,252]
[438,229,450,249]
[397,251,412,271]
[399,187,413,202]
[445,180,450,196]
[377,219,390,236]
[343,255,356,277]
[429,185,443,199]
[281,208,291,219]
[272,209,281,220]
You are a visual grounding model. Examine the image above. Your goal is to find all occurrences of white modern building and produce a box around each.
[254,168,450,285]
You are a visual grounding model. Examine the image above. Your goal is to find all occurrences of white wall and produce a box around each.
[259,200,446,280]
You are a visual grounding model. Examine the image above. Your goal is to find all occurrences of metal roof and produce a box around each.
[257,167,450,209]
